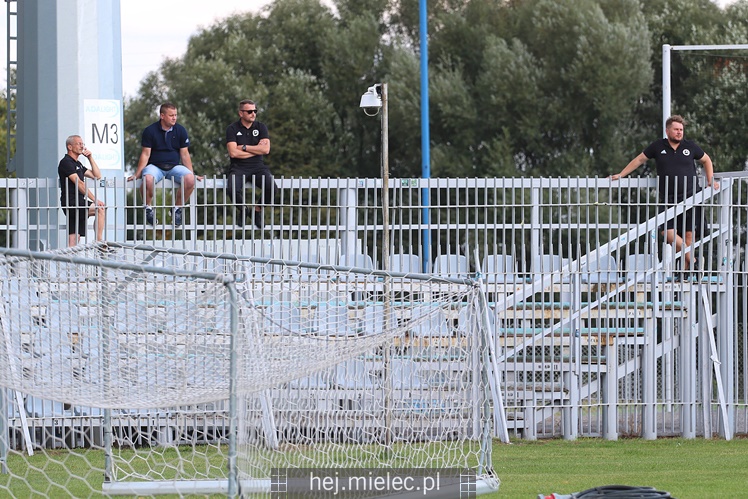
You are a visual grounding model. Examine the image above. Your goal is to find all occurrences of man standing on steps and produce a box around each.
[611,115,719,271]
[129,102,201,227]
[225,99,276,229]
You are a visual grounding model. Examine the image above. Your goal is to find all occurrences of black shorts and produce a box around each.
[659,204,702,236]
[63,206,90,237]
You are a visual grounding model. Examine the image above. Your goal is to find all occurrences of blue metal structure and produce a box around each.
[419,0,431,272]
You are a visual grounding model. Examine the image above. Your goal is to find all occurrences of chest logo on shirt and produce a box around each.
[253,130,259,137]
[682,149,690,156]
[660,149,667,154]
[236,131,243,136]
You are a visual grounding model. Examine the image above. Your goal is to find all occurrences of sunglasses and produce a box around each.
[240,109,258,114]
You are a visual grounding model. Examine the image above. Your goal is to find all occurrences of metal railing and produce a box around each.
[0,174,745,441]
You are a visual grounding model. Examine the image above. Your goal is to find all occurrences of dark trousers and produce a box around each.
[226,169,277,209]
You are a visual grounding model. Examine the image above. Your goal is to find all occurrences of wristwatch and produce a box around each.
[242,145,247,152]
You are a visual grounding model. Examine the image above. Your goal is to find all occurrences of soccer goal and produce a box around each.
[0,243,501,497]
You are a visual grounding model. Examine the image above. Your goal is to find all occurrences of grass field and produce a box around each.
[2,437,748,497]
[493,437,748,498]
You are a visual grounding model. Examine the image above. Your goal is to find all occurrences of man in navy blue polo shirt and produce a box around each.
[225,99,276,229]
[128,102,201,226]
[612,115,719,271]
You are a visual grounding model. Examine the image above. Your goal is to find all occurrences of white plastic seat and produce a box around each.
[340,253,374,271]
[626,254,656,283]
[390,253,422,274]
[390,359,428,389]
[532,254,570,283]
[433,254,469,279]
[456,305,494,336]
[296,253,335,282]
[312,304,357,336]
[334,359,376,389]
[581,254,623,285]
[338,253,375,283]
[263,302,302,334]
[359,304,398,336]
[407,305,451,337]
[483,254,521,284]
[25,396,68,417]
[289,369,333,389]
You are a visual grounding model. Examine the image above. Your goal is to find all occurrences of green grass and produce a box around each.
[492,437,748,498]
[3,438,748,497]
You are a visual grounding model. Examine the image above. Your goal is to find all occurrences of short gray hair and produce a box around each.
[65,135,81,148]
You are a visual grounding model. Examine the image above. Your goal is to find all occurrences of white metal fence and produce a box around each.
[0,174,745,441]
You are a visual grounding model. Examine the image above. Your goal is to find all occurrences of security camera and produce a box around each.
[360,85,382,116]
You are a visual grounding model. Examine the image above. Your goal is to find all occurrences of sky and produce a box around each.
[119,0,275,97]
[0,0,276,96]
[0,0,739,97]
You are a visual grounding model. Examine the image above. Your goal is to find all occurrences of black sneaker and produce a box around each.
[173,207,183,227]
[145,206,157,226]
[96,242,116,255]
[253,209,264,229]
[693,255,704,272]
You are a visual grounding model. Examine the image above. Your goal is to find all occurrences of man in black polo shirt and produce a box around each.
[225,99,277,229]
[612,115,719,271]
[58,135,106,247]
[128,102,201,227]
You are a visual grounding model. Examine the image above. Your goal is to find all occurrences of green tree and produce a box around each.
[394,0,652,177]
[123,0,746,180]
[632,0,733,175]
[0,90,16,178]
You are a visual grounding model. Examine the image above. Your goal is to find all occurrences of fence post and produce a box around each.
[717,177,734,438]
[339,180,359,261]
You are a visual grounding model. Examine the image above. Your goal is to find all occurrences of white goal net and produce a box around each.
[0,243,500,497]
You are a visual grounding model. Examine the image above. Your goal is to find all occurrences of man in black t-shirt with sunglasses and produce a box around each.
[225,99,277,229]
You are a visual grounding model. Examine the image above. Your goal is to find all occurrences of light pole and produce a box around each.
[359,83,389,273]
[360,82,392,445]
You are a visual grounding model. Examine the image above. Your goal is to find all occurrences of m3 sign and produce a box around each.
[83,99,123,171]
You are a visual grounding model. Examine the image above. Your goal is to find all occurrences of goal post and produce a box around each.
[0,243,501,497]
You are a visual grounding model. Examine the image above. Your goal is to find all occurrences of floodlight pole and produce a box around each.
[379,83,394,447]
[361,82,393,445]
[662,42,748,441]
[662,43,748,136]
[381,83,390,274]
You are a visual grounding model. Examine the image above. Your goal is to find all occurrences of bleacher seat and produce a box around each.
[532,255,572,287]
[359,304,398,336]
[390,359,428,389]
[390,253,422,274]
[264,302,302,334]
[338,253,376,283]
[289,369,334,389]
[581,254,623,285]
[407,305,451,337]
[313,304,357,336]
[334,359,377,389]
[626,253,656,283]
[433,254,469,279]
[340,253,374,271]
[483,254,521,284]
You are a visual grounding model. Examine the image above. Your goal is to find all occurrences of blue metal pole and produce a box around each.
[419,0,430,272]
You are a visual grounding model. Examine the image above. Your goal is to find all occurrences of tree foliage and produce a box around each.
[122,0,748,179]
[0,74,16,178]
